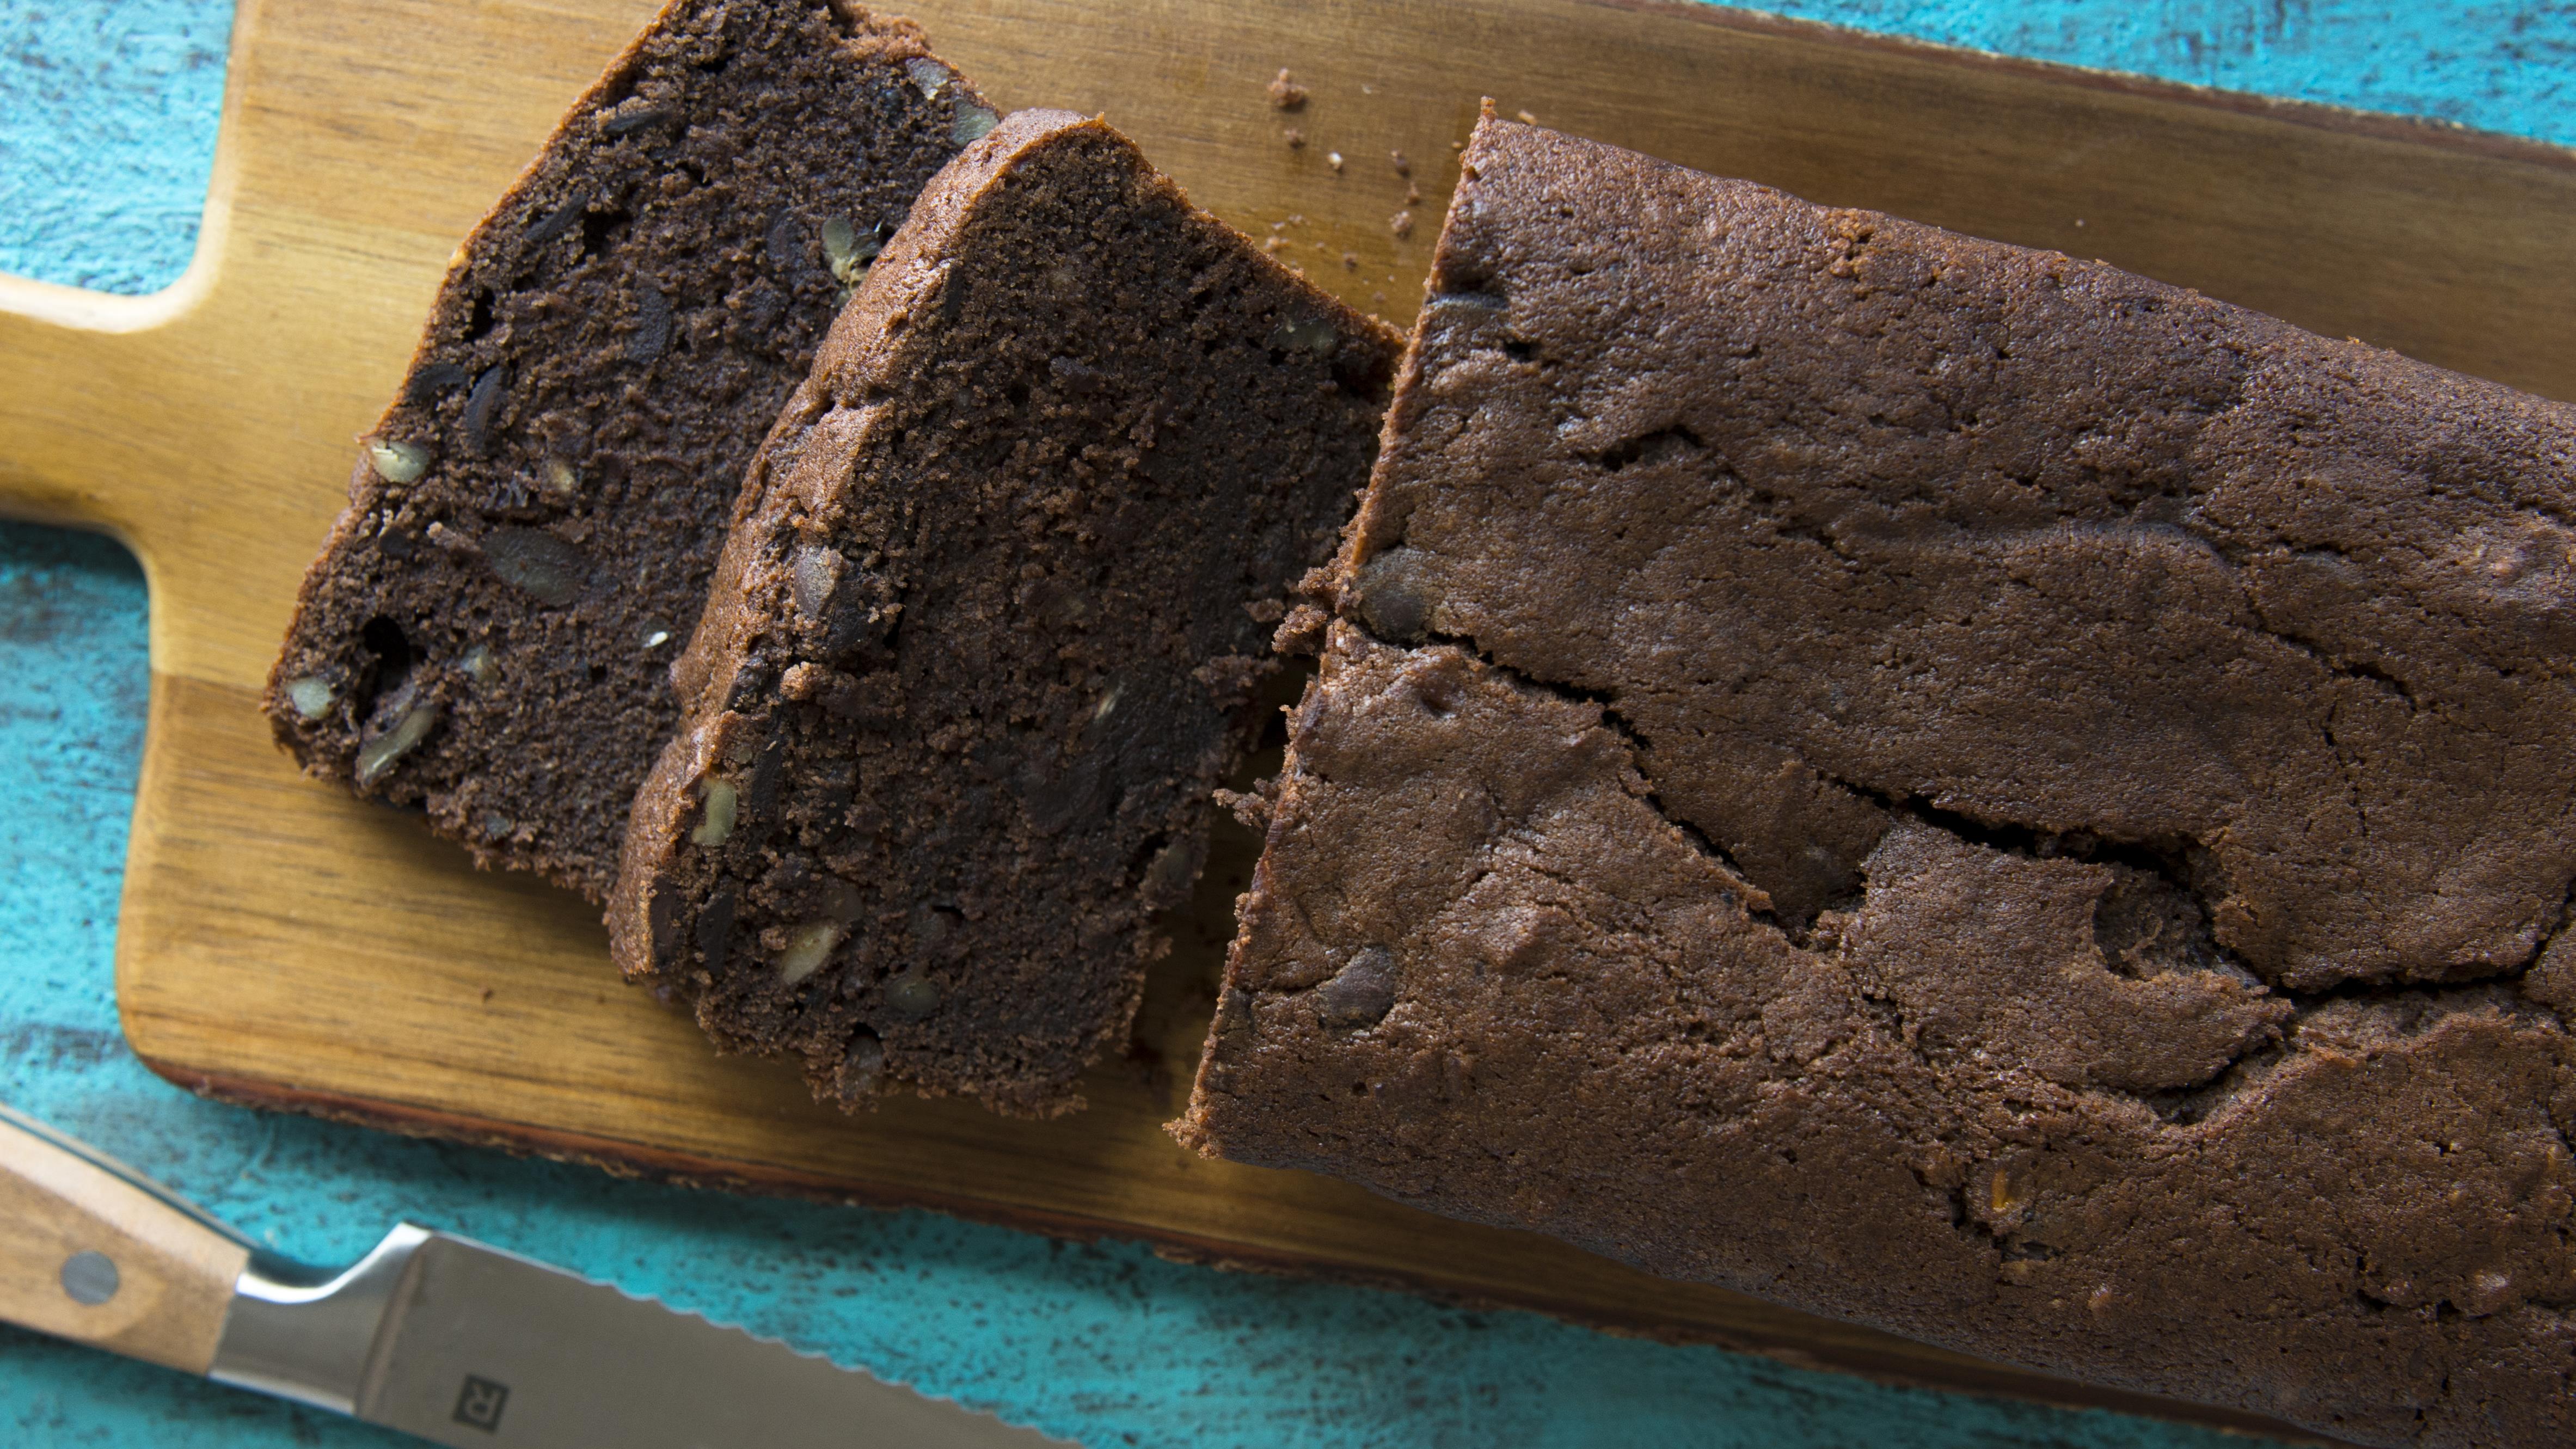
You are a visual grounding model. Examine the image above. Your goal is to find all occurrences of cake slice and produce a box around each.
[1175,113,2576,1448]
[609,110,1400,1116]
[263,0,996,901]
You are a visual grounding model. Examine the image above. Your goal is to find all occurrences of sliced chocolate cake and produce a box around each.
[1176,113,2576,1448]
[610,110,1400,1116]
[264,0,996,901]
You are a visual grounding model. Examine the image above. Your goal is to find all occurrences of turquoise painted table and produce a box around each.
[4,2,2570,1444]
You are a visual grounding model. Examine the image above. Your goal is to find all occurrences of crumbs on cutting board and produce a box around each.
[1254,62,1477,321]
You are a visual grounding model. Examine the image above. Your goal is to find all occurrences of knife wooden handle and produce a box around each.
[0,1109,249,1373]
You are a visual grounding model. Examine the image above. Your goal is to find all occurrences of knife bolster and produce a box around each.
[210,1223,434,1414]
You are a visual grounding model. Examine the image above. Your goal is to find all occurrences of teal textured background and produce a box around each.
[0,1,230,294]
[6,2,2573,1444]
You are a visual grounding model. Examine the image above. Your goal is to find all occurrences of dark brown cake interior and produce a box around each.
[610,110,1399,1116]
[263,0,993,900]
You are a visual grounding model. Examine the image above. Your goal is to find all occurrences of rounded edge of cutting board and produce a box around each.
[150,1061,2347,1447]
[1587,0,2576,171]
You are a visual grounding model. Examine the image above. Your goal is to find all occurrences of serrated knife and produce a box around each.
[0,1106,1074,1447]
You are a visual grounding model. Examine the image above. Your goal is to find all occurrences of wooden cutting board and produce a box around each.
[6,0,2573,1438]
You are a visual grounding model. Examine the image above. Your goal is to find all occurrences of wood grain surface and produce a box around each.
[0,1112,249,1376]
[4,0,2572,1438]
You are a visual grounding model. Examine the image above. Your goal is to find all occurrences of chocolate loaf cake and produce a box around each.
[263,0,994,901]
[1175,114,2576,1447]
[609,110,1400,1115]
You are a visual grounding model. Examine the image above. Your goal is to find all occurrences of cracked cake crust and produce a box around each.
[1175,113,2576,1447]
[1331,120,2576,990]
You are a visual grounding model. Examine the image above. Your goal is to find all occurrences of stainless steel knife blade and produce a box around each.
[0,1105,1071,1448]
[212,1223,1076,1449]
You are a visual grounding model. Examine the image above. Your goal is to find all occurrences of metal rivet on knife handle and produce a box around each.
[59,1250,119,1305]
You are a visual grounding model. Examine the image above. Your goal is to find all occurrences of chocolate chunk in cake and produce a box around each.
[610,110,1400,1116]
[1175,112,2576,1448]
[263,0,995,901]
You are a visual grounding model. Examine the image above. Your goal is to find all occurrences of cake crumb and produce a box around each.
[1343,251,1359,270]
[1328,150,1345,172]
[1389,209,1415,238]
[1283,127,1304,149]
[1390,149,1409,176]
[1214,787,1275,831]
[1268,68,1308,110]
[1516,108,1537,124]
[1272,599,1333,655]
[1405,181,1421,205]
